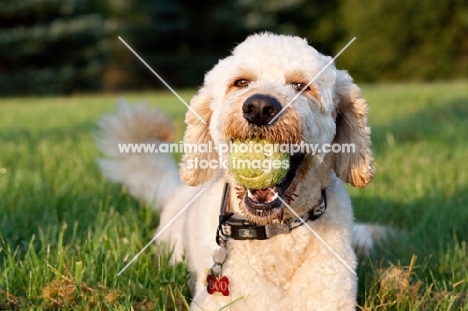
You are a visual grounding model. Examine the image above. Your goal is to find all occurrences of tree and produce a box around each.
[0,0,109,95]
[104,0,258,90]
[336,0,468,82]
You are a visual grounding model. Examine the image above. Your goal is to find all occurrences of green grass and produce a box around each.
[1,82,467,310]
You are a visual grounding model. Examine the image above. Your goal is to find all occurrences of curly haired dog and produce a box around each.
[97,33,375,310]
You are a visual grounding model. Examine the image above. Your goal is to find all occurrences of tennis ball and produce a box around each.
[228,139,290,189]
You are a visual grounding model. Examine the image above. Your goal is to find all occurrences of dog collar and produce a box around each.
[216,184,327,245]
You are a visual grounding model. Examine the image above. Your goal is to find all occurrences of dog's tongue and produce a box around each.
[247,187,278,204]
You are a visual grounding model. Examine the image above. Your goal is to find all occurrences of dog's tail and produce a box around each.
[352,223,394,256]
[96,99,181,207]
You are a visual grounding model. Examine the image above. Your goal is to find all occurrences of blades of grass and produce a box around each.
[218,296,245,310]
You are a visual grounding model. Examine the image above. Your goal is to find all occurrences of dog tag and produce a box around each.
[206,273,230,296]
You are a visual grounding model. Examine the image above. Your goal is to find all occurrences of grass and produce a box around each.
[0,82,467,310]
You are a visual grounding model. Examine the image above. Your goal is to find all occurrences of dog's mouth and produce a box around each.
[236,153,305,225]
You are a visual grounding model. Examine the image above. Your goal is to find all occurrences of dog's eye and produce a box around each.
[234,79,250,88]
[291,83,310,92]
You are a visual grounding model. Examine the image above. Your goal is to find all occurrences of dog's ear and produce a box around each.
[180,87,219,186]
[332,70,374,188]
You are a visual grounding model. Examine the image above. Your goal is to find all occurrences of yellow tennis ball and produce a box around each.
[228,139,289,189]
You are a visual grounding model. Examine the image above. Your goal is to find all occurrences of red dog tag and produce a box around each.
[206,274,230,296]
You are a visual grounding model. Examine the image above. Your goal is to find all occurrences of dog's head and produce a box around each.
[181,33,374,225]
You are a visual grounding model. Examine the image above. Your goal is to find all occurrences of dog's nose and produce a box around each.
[242,94,282,126]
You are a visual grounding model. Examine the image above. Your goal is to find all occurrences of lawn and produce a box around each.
[0,82,467,310]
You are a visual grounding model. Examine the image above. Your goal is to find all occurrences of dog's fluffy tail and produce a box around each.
[96,99,181,207]
[352,223,393,256]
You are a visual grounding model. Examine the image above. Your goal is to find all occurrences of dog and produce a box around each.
[97,33,375,310]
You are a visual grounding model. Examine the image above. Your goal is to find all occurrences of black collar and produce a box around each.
[216,184,327,245]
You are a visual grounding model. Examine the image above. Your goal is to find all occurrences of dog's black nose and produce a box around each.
[242,94,282,126]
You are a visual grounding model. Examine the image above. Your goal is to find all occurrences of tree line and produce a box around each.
[0,0,466,95]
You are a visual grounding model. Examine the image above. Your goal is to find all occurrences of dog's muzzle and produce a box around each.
[242,94,282,126]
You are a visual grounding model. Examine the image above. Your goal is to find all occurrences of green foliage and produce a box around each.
[0,0,467,94]
[0,0,109,95]
[337,0,468,81]
[101,0,468,87]
[108,0,257,89]
[108,0,346,89]
[274,0,345,56]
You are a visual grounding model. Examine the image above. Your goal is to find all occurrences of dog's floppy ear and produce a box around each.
[180,87,218,186]
[332,70,374,188]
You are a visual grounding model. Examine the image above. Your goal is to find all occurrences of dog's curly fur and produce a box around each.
[97,33,375,310]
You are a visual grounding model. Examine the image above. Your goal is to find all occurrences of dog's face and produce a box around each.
[181,33,374,225]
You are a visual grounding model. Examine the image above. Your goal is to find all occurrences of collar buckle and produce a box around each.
[216,183,327,244]
[227,217,267,240]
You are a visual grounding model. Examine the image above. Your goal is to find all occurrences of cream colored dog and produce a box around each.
[97,33,374,310]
